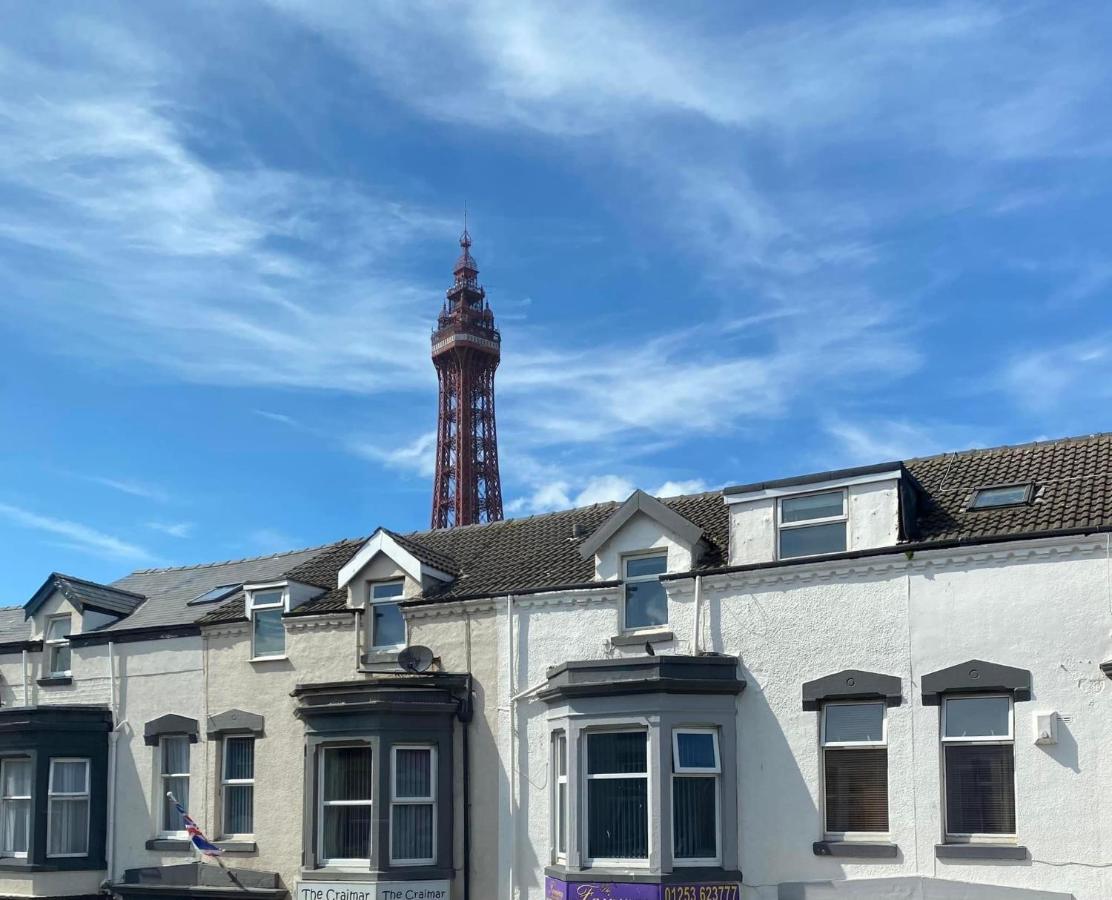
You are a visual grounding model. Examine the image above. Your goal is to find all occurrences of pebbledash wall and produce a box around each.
[409,520,1112,900]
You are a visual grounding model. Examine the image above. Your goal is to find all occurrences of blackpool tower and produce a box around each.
[429,228,504,528]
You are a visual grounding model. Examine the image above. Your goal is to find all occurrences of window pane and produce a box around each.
[48,798,88,855]
[555,734,567,777]
[252,590,283,607]
[2,760,30,798]
[624,579,667,629]
[46,616,71,641]
[324,747,372,802]
[394,749,432,799]
[225,738,254,781]
[779,521,846,558]
[824,703,885,744]
[253,608,285,657]
[782,492,843,523]
[163,777,189,830]
[373,602,405,647]
[0,799,29,854]
[673,776,716,859]
[392,803,434,860]
[588,732,646,775]
[944,696,1010,738]
[51,761,88,793]
[625,555,667,579]
[324,806,372,860]
[945,744,1015,835]
[971,485,1029,508]
[224,784,254,834]
[557,783,567,854]
[372,581,405,600]
[824,748,888,832]
[50,644,71,674]
[162,737,190,775]
[588,778,647,859]
[675,732,717,769]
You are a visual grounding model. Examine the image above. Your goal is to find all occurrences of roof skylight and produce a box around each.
[969,484,1033,509]
[187,583,241,606]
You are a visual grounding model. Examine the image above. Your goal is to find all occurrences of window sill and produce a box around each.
[935,843,1027,861]
[299,865,454,882]
[214,840,257,853]
[361,648,405,666]
[145,838,192,851]
[610,628,674,647]
[814,840,898,859]
[545,865,743,885]
[248,655,288,664]
[0,859,101,872]
[37,675,73,686]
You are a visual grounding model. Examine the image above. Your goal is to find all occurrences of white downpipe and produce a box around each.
[692,575,703,655]
[105,641,125,888]
[505,594,516,900]
[20,649,28,706]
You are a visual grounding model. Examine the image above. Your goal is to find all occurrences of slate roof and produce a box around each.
[0,608,32,646]
[38,573,146,617]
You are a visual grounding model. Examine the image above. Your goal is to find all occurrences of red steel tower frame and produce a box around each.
[430,229,504,528]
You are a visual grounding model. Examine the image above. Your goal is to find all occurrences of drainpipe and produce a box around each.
[692,575,703,655]
[20,649,28,706]
[104,641,126,891]
[458,674,474,900]
[505,594,516,900]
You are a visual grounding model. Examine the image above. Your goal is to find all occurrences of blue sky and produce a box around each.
[2,1,1111,600]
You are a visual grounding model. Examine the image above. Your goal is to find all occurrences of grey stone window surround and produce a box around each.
[294,675,467,882]
[812,840,898,859]
[0,706,111,872]
[143,714,200,747]
[206,710,264,740]
[542,655,744,883]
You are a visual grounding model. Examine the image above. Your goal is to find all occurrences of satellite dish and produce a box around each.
[398,645,435,673]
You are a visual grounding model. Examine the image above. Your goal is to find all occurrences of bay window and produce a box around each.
[778,491,847,559]
[249,589,286,659]
[0,758,31,858]
[222,737,255,837]
[319,745,373,866]
[390,746,435,865]
[672,729,720,864]
[370,580,406,649]
[586,730,649,863]
[623,553,668,630]
[47,759,89,857]
[822,702,888,836]
[160,736,190,835]
[942,695,1015,840]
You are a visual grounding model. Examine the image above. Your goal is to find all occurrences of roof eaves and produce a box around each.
[723,461,904,497]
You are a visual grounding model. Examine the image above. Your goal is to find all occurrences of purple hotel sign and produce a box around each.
[545,877,740,900]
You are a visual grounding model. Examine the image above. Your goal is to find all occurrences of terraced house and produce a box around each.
[1,433,1111,900]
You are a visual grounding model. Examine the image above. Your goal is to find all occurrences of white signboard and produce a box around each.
[297,881,450,900]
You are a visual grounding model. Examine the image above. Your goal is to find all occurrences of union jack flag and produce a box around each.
[167,793,224,857]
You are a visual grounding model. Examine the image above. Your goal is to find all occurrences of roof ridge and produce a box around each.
[904,431,1112,465]
[124,538,362,577]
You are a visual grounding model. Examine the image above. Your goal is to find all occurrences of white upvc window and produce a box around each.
[319,744,374,867]
[47,758,89,857]
[584,729,650,866]
[221,737,255,838]
[821,702,889,838]
[160,736,190,836]
[390,745,436,866]
[671,728,721,866]
[45,614,72,676]
[249,589,286,660]
[369,580,406,649]
[622,552,668,631]
[778,490,848,559]
[0,758,31,858]
[941,694,1016,842]
[551,731,567,862]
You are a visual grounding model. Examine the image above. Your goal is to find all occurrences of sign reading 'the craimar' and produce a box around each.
[296,881,450,900]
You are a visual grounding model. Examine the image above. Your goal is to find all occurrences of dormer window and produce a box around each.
[969,484,1033,510]
[248,589,286,660]
[45,615,72,676]
[369,580,406,649]
[623,553,668,630]
[778,491,847,559]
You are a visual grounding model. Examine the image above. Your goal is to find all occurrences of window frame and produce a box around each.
[46,758,90,859]
[583,727,651,868]
[317,743,375,868]
[670,727,721,867]
[368,579,407,650]
[388,744,437,867]
[940,693,1016,843]
[221,736,255,839]
[44,614,73,677]
[0,757,31,859]
[820,701,889,840]
[248,588,287,661]
[776,489,848,560]
[968,483,1033,510]
[158,736,191,838]
[551,731,567,863]
[621,551,669,633]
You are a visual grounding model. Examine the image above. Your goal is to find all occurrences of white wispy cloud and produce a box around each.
[823,418,987,467]
[87,476,170,503]
[350,432,438,478]
[506,473,711,516]
[0,502,153,562]
[146,521,194,539]
[997,336,1112,414]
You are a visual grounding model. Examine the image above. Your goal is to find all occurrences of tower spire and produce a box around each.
[430,225,504,529]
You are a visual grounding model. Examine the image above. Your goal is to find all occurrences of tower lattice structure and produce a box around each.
[430,229,504,528]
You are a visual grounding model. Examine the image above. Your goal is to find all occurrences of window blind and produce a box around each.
[945,744,1015,835]
[824,748,888,832]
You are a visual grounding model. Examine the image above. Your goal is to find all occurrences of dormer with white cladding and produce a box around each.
[724,462,917,566]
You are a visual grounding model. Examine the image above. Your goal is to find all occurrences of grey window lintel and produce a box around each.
[206,709,264,739]
[921,659,1032,705]
[143,714,200,746]
[801,669,901,711]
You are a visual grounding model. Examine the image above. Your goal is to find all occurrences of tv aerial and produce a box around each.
[397,645,435,673]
